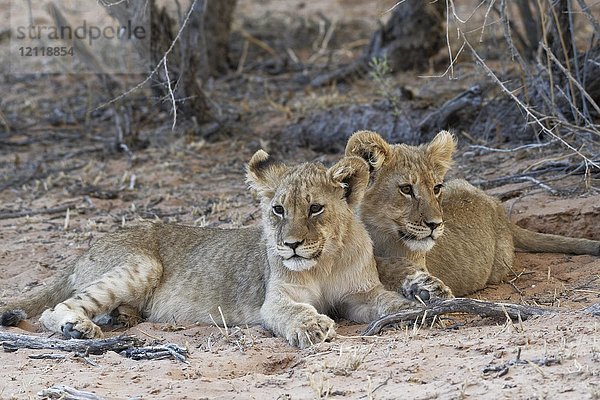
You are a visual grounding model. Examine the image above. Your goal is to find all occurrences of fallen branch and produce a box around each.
[0,332,142,354]
[0,203,84,220]
[0,332,188,361]
[0,161,87,193]
[474,175,558,194]
[418,85,483,133]
[583,303,600,316]
[38,385,104,400]
[362,298,555,336]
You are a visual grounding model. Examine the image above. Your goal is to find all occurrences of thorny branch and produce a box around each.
[463,36,600,170]
[438,0,600,173]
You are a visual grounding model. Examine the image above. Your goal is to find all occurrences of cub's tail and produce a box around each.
[511,223,600,255]
[1,268,74,326]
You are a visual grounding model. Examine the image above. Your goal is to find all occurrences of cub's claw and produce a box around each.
[289,313,336,349]
[61,322,81,339]
[60,320,103,339]
[402,271,453,302]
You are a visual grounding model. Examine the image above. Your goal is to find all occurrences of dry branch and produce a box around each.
[120,343,188,362]
[542,43,600,117]
[38,385,105,400]
[583,303,600,316]
[362,298,555,336]
[28,353,67,360]
[0,161,87,193]
[473,174,560,193]
[0,332,188,362]
[418,85,482,133]
[0,203,84,220]
[0,332,142,354]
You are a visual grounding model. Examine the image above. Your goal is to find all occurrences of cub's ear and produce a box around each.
[327,156,370,208]
[345,130,392,173]
[425,130,456,177]
[246,150,287,198]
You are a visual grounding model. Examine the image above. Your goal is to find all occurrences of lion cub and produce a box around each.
[346,130,600,296]
[1,151,415,348]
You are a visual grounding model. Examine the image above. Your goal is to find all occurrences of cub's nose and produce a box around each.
[284,240,303,250]
[425,221,442,231]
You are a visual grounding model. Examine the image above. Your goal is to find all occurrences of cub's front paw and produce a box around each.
[61,319,103,339]
[111,305,142,327]
[402,271,453,302]
[40,308,103,339]
[287,313,336,349]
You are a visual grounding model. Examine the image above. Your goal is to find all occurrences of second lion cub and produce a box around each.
[346,130,600,296]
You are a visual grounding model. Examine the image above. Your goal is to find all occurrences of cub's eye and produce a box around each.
[399,184,413,196]
[433,184,444,196]
[309,204,324,216]
[272,205,285,217]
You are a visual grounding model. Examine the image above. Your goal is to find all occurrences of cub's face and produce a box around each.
[346,130,456,253]
[246,152,369,271]
[268,167,344,271]
[362,151,445,252]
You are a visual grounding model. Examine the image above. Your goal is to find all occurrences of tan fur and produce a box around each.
[346,130,600,296]
[1,152,415,348]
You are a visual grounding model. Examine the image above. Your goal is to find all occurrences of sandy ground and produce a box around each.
[1,311,598,400]
[0,135,598,399]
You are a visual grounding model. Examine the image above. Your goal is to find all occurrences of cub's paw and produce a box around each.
[114,311,142,328]
[96,305,142,328]
[61,319,103,339]
[40,307,103,339]
[287,313,336,349]
[402,271,453,302]
[375,290,416,316]
[93,306,141,328]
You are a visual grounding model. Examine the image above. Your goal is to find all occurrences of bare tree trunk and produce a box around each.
[514,2,541,59]
[104,0,237,125]
[205,0,237,75]
[165,0,211,120]
[150,0,236,122]
[311,0,446,87]
[545,0,571,64]
[372,0,446,71]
